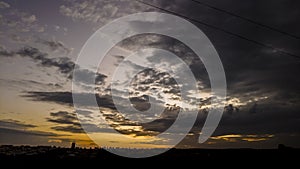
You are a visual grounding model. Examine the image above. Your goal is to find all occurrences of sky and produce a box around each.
[0,0,299,149]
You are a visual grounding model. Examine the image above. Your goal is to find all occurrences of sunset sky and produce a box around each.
[0,0,299,149]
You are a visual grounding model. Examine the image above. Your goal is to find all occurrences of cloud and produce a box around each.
[22,92,133,131]
[0,0,299,148]
[36,39,72,55]
[50,125,83,133]
[0,45,13,57]
[9,12,297,147]
[21,87,300,148]
[0,119,37,129]
[9,34,32,43]
[0,118,62,145]
[16,46,75,75]
[0,127,63,146]
[249,102,257,114]
[22,90,179,137]
[128,68,181,100]
[0,7,45,33]
[22,91,115,109]
[135,1,300,105]
[76,109,93,117]
[73,68,107,85]
[47,111,79,125]
[46,110,115,134]
[0,1,10,9]
[113,2,300,148]
[59,0,151,24]
[224,104,239,115]
[1,44,107,85]
[59,1,117,23]
[117,34,201,64]
[115,34,210,90]
[0,78,63,93]
[0,127,59,137]
[1,44,74,74]
[210,134,274,142]
[46,111,84,133]
[23,91,73,105]
[21,14,36,24]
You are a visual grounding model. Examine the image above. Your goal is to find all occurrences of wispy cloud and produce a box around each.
[0,118,61,145]
[46,111,84,133]
[59,0,151,24]
[0,127,59,137]
[0,43,107,85]
[0,1,10,9]
[0,4,45,33]
[0,119,37,129]
[210,134,274,142]
[17,46,75,75]
[36,38,72,56]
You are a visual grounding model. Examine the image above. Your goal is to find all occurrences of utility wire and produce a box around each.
[191,0,300,40]
[136,0,300,59]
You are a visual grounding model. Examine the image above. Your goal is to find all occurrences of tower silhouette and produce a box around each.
[71,142,76,149]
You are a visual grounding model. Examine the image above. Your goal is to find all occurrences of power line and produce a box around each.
[190,0,300,40]
[136,0,300,59]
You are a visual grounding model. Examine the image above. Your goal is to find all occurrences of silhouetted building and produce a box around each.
[71,142,76,149]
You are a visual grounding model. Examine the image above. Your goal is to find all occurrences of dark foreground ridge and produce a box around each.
[0,144,298,163]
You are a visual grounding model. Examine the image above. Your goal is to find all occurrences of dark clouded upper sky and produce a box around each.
[0,0,299,149]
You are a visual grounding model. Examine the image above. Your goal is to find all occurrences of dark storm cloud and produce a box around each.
[144,0,300,97]
[219,105,300,135]
[140,0,300,147]
[191,1,299,97]
[180,99,300,148]
[116,17,299,103]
